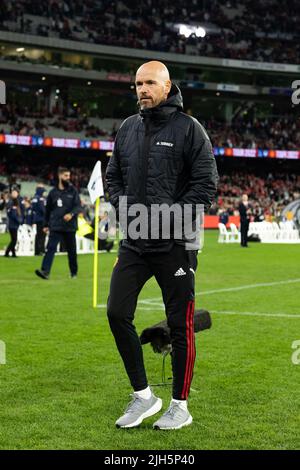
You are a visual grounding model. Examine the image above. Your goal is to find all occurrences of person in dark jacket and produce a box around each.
[106,61,218,430]
[4,188,24,257]
[32,184,47,255]
[35,167,81,279]
[23,198,34,226]
[239,194,251,247]
[219,208,229,226]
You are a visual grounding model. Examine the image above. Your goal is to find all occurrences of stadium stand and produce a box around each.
[0,105,121,140]
[1,157,299,221]
[0,104,299,150]
[203,115,300,150]
[0,0,299,250]
[0,0,299,63]
[213,171,300,219]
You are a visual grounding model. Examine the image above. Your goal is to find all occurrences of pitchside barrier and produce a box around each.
[248,221,300,243]
[218,221,300,244]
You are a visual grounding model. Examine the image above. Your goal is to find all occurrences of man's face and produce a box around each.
[136,69,170,109]
[60,171,71,183]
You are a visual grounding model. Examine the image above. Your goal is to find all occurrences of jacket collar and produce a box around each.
[139,83,183,124]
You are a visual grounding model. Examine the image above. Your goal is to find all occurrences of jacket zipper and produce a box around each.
[137,116,151,252]
[140,116,151,204]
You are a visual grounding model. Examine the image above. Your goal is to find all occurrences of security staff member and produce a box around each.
[35,167,81,280]
[106,61,218,430]
[32,185,47,255]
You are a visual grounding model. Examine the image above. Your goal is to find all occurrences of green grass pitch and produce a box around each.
[0,231,299,450]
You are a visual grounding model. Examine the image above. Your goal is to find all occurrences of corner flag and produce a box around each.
[88,161,104,308]
[88,160,104,203]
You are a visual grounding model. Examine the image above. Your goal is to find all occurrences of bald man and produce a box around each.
[106,61,218,430]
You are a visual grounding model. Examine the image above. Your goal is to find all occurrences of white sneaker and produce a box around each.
[116,393,162,428]
[153,402,193,430]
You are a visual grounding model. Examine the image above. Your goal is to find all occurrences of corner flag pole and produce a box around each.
[93,196,100,308]
[87,160,104,309]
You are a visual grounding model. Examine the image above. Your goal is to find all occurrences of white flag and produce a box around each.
[87,161,104,203]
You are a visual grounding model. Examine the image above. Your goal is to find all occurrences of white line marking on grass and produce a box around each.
[194,278,300,296]
[0,280,51,284]
[213,310,300,319]
[138,300,165,307]
[97,303,165,310]
[136,278,300,303]
[98,304,300,318]
[97,278,300,310]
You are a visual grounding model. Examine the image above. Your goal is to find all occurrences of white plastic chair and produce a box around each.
[229,223,241,243]
[279,221,299,242]
[218,223,230,243]
[272,222,281,241]
[76,236,94,254]
[16,224,36,256]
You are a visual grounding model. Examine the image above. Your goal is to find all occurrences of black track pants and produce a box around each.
[5,229,18,256]
[41,231,78,275]
[240,220,249,246]
[107,243,198,400]
[35,222,46,255]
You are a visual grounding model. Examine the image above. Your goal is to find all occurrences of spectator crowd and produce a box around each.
[0,157,91,191]
[203,115,300,150]
[210,171,300,221]
[1,157,299,223]
[1,104,299,150]
[0,0,299,64]
[0,105,117,140]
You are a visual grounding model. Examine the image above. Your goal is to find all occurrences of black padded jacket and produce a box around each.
[45,183,81,232]
[106,84,218,253]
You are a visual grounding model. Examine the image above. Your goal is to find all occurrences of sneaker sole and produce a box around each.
[153,414,193,430]
[116,398,162,429]
[35,270,49,280]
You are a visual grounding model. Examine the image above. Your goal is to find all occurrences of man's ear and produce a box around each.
[166,80,172,95]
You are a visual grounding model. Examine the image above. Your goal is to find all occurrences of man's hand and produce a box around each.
[63,213,73,222]
[43,227,49,234]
